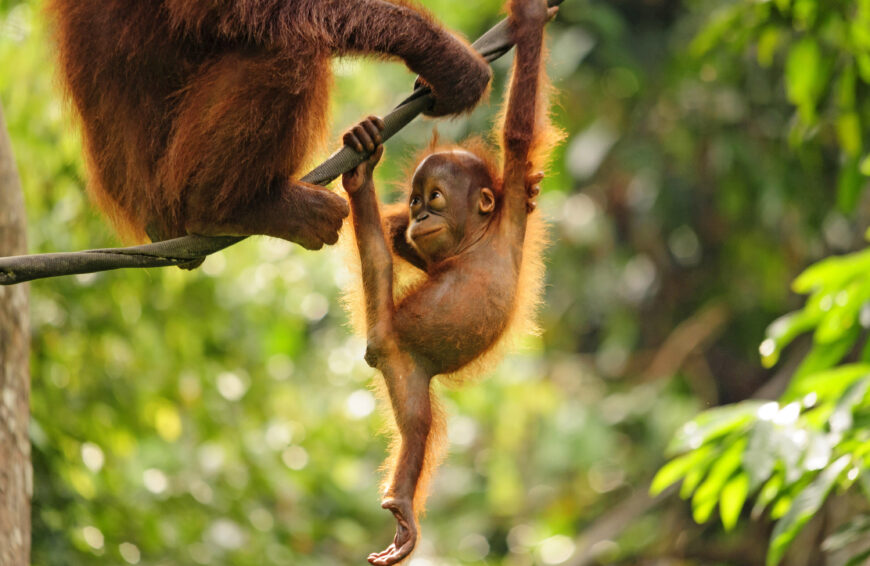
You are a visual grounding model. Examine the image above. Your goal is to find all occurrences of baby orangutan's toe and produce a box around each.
[368,499,417,566]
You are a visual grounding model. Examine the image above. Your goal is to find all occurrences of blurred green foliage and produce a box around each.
[653,2,870,565]
[4,0,870,564]
[653,246,870,565]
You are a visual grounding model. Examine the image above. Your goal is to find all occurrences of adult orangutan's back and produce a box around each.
[46,0,492,253]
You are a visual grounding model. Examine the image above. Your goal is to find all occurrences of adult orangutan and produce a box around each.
[46,0,492,252]
[341,0,560,562]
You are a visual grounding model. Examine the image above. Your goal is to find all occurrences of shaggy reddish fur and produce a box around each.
[341,0,561,563]
[46,0,491,248]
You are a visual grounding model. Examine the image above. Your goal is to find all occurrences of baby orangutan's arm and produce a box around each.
[502,0,554,235]
[343,117,434,566]
[342,117,394,341]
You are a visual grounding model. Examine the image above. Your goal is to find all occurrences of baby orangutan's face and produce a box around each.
[407,151,495,264]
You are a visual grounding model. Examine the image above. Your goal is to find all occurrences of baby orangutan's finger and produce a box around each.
[353,124,375,152]
[371,115,386,131]
[364,116,384,144]
[343,131,364,152]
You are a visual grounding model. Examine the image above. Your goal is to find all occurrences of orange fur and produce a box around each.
[45,0,492,249]
[339,3,560,562]
[341,80,561,524]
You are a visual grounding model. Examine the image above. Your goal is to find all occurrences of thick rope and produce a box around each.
[0,0,563,285]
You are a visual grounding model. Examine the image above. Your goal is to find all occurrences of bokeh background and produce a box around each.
[2,0,867,564]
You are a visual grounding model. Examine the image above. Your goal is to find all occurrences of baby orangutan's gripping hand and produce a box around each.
[343,115,386,195]
[526,170,544,213]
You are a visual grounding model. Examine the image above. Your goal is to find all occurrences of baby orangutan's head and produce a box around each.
[406,150,497,263]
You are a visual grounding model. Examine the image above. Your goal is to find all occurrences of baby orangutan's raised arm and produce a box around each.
[342,0,556,563]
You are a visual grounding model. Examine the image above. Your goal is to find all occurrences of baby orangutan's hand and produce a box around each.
[510,0,551,27]
[343,116,386,195]
[526,170,544,213]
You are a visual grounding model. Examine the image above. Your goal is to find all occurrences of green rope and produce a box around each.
[0,0,563,285]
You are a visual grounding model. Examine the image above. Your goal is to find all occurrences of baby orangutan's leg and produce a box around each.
[369,363,433,566]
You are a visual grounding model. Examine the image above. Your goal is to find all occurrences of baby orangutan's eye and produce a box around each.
[429,190,446,210]
[410,196,421,207]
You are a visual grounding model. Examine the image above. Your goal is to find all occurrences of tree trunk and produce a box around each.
[0,103,31,566]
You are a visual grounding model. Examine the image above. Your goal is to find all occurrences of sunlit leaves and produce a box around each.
[650,446,714,497]
[656,269,870,564]
[692,1,870,213]
[767,456,851,566]
[655,386,869,564]
[719,473,750,531]
[691,439,746,523]
[667,403,761,454]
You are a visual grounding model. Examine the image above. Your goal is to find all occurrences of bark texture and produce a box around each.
[0,103,31,566]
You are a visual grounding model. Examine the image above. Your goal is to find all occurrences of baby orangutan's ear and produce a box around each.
[478,188,495,214]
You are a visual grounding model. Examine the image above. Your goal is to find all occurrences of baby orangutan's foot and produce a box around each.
[368,498,417,566]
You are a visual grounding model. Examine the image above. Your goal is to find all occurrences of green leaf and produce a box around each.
[767,456,851,566]
[801,432,833,473]
[785,37,822,123]
[771,495,793,520]
[680,466,707,500]
[815,283,870,344]
[752,472,784,519]
[669,403,761,454]
[830,378,870,434]
[744,420,778,489]
[650,446,714,496]
[691,438,747,523]
[760,310,819,368]
[839,63,858,109]
[693,497,718,524]
[792,0,817,29]
[690,4,744,57]
[756,26,783,68]
[836,116,862,158]
[783,364,870,403]
[799,327,862,383]
[792,248,870,294]
[837,156,863,211]
[720,473,750,531]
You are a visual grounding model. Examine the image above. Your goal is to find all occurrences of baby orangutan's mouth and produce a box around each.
[414,226,444,238]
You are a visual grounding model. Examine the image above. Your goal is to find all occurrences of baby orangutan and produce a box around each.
[341,0,558,563]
